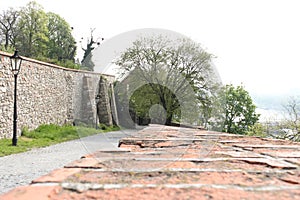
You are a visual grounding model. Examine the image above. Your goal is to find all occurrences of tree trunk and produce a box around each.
[165,113,173,126]
[5,33,9,50]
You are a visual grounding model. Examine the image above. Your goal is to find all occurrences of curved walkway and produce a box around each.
[0,130,133,194]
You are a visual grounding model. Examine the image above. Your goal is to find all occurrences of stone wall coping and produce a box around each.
[0,50,114,78]
[1,125,300,199]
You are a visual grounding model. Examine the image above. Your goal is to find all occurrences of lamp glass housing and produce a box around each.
[10,51,22,75]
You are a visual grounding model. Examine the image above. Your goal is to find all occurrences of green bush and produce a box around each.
[246,123,267,137]
[22,124,77,141]
[98,123,120,131]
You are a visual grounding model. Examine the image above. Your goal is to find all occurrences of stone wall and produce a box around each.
[0,51,114,139]
[97,76,113,126]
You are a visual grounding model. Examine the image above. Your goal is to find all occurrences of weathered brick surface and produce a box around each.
[32,168,81,183]
[1,124,300,199]
[0,185,61,200]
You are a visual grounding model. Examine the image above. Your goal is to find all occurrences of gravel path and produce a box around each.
[0,130,135,194]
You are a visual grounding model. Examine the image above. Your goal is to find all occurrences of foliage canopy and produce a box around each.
[222,84,260,134]
[115,36,221,126]
[0,1,79,69]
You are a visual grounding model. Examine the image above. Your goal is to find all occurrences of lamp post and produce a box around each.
[10,50,22,146]
[95,94,100,129]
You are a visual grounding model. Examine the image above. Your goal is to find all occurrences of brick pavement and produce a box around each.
[1,124,300,200]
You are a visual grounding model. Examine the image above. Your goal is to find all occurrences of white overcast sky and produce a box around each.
[1,0,300,96]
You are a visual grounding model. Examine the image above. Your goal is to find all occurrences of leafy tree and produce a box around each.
[0,1,78,69]
[16,1,48,58]
[115,36,220,126]
[129,84,159,120]
[222,84,260,134]
[46,12,76,62]
[246,122,267,137]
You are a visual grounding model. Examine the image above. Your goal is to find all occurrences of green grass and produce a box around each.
[0,124,120,157]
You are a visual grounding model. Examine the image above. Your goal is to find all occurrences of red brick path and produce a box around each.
[1,125,300,200]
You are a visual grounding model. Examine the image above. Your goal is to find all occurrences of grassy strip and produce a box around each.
[0,124,120,157]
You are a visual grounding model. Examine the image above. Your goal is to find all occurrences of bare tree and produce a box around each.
[0,8,19,50]
[80,28,104,71]
[281,96,300,140]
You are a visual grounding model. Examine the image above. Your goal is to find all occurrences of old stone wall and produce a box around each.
[0,51,114,139]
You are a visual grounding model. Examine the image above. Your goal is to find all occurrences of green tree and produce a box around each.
[0,1,78,68]
[115,36,220,126]
[129,84,159,120]
[46,12,76,62]
[16,1,48,58]
[222,84,260,134]
[246,122,267,137]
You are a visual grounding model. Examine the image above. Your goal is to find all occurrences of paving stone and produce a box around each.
[94,159,270,171]
[63,170,297,187]
[263,151,300,158]
[218,140,242,143]
[284,158,300,166]
[195,132,244,137]
[132,157,298,169]
[1,125,300,200]
[215,150,265,158]
[81,168,287,173]
[59,182,300,191]
[119,138,206,148]
[233,144,300,149]
[0,185,61,200]
[32,168,81,183]
[278,175,300,185]
[48,186,300,200]
[237,158,298,169]
[64,158,99,168]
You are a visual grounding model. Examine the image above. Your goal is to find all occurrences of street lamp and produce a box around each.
[95,94,100,129]
[10,50,22,146]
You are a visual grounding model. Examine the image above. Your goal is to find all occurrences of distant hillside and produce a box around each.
[250,89,300,122]
[252,94,285,111]
[251,88,300,110]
